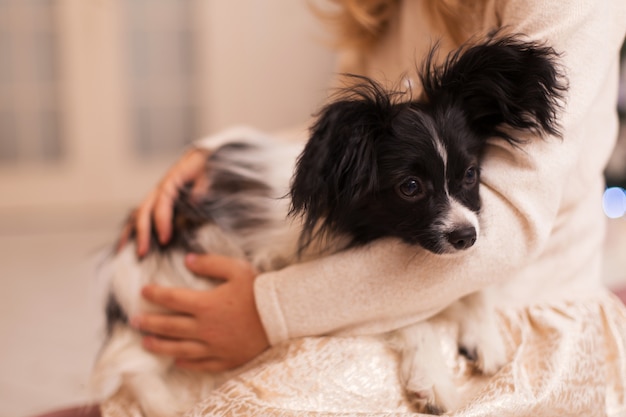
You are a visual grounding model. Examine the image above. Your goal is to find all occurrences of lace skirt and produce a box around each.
[101,291,626,417]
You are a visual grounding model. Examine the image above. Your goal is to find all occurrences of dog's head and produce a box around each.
[290,34,566,254]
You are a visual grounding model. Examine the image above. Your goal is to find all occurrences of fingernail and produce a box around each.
[185,253,196,264]
[130,316,140,329]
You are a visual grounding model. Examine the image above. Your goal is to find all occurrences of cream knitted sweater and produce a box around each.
[198,0,626,346]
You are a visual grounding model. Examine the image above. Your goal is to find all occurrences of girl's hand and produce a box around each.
[130,253,270,372]
[117,147,210,257]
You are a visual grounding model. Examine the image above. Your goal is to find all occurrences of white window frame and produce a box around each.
[0,0,335,231]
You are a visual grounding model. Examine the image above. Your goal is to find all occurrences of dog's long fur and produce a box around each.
[92,34,565,416]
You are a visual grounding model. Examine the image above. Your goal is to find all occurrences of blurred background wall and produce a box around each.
[0,0,335,231]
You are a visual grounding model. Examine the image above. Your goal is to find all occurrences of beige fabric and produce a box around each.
[102,0,626,415]
[102,291,626,416]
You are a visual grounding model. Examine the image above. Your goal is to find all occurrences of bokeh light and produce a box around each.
[603,187,626,219]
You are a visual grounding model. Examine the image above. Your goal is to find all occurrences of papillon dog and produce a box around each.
[91,34,565,416]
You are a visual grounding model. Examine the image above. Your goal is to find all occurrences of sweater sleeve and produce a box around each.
[254,0,626,345]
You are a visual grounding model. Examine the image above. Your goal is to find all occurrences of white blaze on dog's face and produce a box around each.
[426,122,481,254]
[423,112,482,254]
[436,196,480,253]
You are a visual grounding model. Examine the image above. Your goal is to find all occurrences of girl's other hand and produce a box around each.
[131,253,269,371]
[117,148,210,257]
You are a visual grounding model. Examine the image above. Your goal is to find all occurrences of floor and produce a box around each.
[1,212,625,417]
[0,209,122,417]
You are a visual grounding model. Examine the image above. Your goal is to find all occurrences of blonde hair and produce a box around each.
[313,0,483,51]
[311,0,399,50]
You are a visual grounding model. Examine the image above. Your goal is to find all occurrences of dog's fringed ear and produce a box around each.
[421,34,567,144]
[289,77,399,250]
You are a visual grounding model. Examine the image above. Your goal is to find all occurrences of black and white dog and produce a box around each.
[91,35,565,416]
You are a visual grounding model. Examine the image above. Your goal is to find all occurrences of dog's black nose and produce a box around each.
[447,227,477,250]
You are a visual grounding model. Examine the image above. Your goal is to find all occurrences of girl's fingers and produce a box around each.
[141,285,207,315]
[151,149,209,244]
[141,335,211,360]
[129,148,210,256]
[185,253,255,282]
[134,192,157,257]
[178,148,210,180]
[131,313,198,340]
[153,181,179,244]
[190,173,211,200]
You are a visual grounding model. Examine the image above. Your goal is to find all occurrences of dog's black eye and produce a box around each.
[396,177,425,201]
[463,166,478,187]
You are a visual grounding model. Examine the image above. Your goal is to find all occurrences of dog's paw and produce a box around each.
[454,292,508,376]
[395,323,460,414]
[405,387,445,415]
[393,322,459,414]
[459,322,507,375]
[477,338,507,375]
[402,363,459,415]
[404,379,459,415]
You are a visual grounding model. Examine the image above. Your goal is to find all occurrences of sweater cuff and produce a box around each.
[254,272,290,346]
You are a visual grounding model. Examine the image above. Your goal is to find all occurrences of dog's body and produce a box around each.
[92,35,565,416]
[92,135,308,417]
